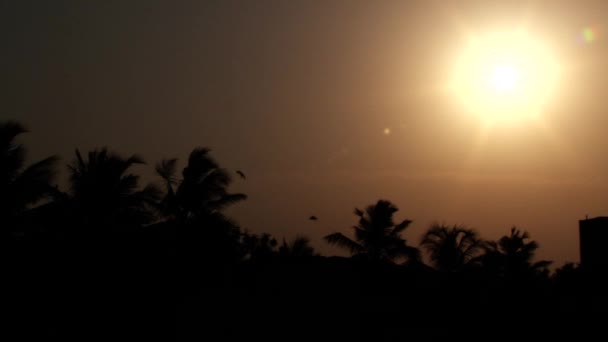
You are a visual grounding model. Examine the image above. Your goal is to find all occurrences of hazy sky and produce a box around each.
[3,0,608,265]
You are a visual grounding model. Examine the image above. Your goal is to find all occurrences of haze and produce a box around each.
[3,0,608,266]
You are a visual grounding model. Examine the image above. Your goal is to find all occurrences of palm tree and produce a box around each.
[155,147,246,224]
[482,227,551,279]
[279,236,316,258]
[241,232,278,260]
[420,224,484,272]
[324,200,419,263]
[66,148,159,231]
[154,148,247,267]
[1,121,58,235]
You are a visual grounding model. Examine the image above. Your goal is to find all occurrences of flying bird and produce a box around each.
[309,216,318,221]
[236,170,246,180]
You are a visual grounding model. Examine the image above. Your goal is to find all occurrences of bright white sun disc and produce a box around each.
[491,64,519,91]
[451,31,559,123]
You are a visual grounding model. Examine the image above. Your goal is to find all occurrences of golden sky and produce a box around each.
[3,0,608,265]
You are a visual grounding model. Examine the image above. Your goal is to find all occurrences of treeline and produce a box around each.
[3,120,605,341]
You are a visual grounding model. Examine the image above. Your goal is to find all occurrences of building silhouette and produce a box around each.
[579,216,608,272]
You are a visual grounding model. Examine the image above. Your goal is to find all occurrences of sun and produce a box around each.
[491,64,519,91]
[450,31,559,124]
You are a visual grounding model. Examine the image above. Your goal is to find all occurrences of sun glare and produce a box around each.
[491,64,519,91]
[451,31,559,124]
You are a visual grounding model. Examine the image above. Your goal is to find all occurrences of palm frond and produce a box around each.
[532,260,552,270]
[206,193,248,211]
[11,155,59,206]
[155,158,178,197]
[354,208,364,217]
[1,121,28,182]
[74,148,86,172]
[155,158,178,182]
[125,154,145,166]
[183,147,219,180]
[0,121,27,142]
[324,232,363,255]
[387,243,420,262]
[392,219,412,235]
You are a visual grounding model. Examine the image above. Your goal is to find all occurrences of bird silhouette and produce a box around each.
[309,215,318,221]
[236,170,246,180]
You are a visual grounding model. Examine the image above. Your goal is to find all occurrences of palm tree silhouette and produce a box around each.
[482,227,552,279]
[154,148,247,268]
[279,236,316,257]
[155,148,246,224]
[324,200,419,263]
[1,121,58,236]
[241,232,278,260]
[66,148,159,231]
[420,224,484,272]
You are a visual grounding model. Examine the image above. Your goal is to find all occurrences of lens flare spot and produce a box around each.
[383,128,391,135]
[581,27,598,43]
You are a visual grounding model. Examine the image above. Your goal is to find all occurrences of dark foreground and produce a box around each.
[7,238,607,342]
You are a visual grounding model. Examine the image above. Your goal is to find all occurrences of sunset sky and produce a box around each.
[3,0,608,266]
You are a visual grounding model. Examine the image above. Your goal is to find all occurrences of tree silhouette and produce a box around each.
[324,200,419,263]
[241,232,278,260]
[279,236,316,258]
[552,262,581,293]
[482,227,552,279]
[155,148,246,224]
[420,224,484,272]
[66,148,159,232]
[1,121,58,236]
[154,148,247,268]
